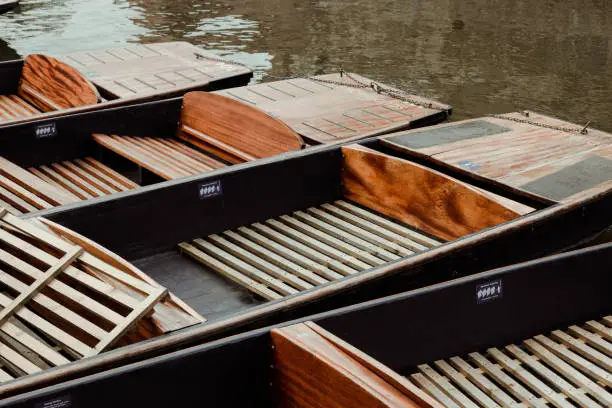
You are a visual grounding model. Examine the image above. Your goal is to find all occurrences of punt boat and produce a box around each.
[0,112,609,396]
[0,76,450,215]
[0,0,17,15]
[0,42,252,126]
[1,242,609,407]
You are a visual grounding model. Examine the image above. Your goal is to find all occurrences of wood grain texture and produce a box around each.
[177,91,304,164]
[18,54,99,112]
[272,323,422,408]
[341,145,521,241]
[215,73,451,144]
[381,112,612,202]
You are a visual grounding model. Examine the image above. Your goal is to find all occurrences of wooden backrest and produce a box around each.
[177,91,305,164]
[18,54,100,112]
[341,145,522,241]
[272,322,427,408]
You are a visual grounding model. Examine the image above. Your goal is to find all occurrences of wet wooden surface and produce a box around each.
[215,73,451,144]
[381,112,612,202]
[61,42,252,100]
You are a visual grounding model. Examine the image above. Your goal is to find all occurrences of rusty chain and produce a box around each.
[486,112,590,135]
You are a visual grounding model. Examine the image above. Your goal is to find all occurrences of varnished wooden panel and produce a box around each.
[18,55,99,112]
[215,73,451,144]
[272,323,423,408]
[62,42,251,99]
[381,112,612,202]
[341,145,522,241]
[178,92,304,164]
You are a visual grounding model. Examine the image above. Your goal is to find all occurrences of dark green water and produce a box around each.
[0,0,611,129]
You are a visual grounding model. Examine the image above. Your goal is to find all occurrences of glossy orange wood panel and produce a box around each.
[341,145,521,241]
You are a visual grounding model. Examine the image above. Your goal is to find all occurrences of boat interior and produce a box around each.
[0,42,252,125]
[3,241,608,408]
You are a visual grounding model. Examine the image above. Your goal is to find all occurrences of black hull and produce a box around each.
[2,243,609,407]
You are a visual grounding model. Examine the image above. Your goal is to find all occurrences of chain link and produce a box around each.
[486,112,589,135]
[193,52,447,112]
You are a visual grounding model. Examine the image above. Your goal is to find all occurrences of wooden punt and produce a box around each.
[0,0,17,15]
[0,81,449,215]
[0,122,609,396]
[0,42,252,126]
[1,242,608,407]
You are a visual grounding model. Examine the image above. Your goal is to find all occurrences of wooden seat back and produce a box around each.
[272,322,438,408]
[177,92,305,164]
[18,54,100,112]
[341,145,525,241]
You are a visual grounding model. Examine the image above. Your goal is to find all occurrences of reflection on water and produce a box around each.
[0,0,611,129]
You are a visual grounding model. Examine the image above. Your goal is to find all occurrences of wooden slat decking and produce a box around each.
[0,95,39,122]
[0,211,168,381]
[93,135,227,180]
[381,112,612,202]
[61,42,252,99]
[215,73,451,144]
[180,200,441,301]
[410,315,612,408]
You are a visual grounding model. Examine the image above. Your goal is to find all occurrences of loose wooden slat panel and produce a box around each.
[18,54,99,112]
[0,319,70,367]
[0,175,53,209]
[0,367,13,383]
[50,162,106,197]
[59,161,118,195]
[33,166,94,200]
[218,73,450,144]
[0,342,41,376]
[82,158,139,189]
[0,186,37,213]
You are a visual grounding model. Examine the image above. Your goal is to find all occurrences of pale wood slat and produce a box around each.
[418,364,479,408]
[433,359,501,407]
[567,325,612,357]
[411,372,461,408]
[584,320,612,342]
[552,330,612,371]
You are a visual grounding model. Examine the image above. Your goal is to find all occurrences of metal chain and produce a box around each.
[193,52,446,112]
[486,112,590,135]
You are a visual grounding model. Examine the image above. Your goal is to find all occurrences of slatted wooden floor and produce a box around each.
[215,73,451,144]
[180,200,441,301]
[0,95,39,122]
[61,42,252,99]
[381,112,612,202]
[0,211,167,381]
[29,157,139,202]
[93,134,226,180]
[410,316,612,408]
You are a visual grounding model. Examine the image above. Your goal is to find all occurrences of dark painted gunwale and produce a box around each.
[1,242,609,407]
[0,123,608,397]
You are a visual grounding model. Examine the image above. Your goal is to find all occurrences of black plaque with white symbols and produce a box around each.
[198,180,222,199]
[476,279,503,304]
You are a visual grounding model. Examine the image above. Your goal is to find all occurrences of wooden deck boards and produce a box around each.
[61,42,252,100]
[381,112,612,202]
[215,73,451,144]
[180,200,441,301]
[0,212,169,382]
[410,315,612,408]
[0,95,39,122]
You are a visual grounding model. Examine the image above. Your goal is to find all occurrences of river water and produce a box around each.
[0,0,611,129]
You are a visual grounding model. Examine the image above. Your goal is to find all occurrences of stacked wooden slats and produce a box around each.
[0,211,168,381]
[93,134,226,180]
[29,157,139,201]
[411,316,612,408]
[0,95,40,122]
[180,200,440,301]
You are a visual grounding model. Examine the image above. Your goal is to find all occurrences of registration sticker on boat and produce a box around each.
[199,180,222,199]
[35,394,72,408]
[34,123,57,139]
[476,279,502,304]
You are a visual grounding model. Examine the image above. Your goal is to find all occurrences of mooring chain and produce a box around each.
[486,112,590,135]
[193,52,446,111]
